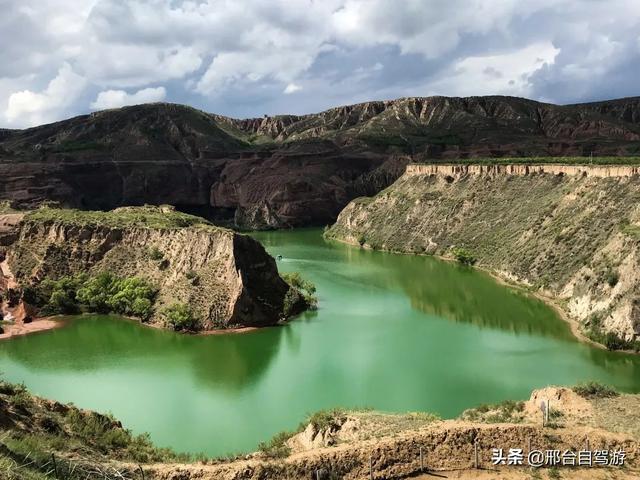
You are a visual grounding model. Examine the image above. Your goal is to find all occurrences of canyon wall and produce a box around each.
[0,207,291,329]
[326,164,640,343]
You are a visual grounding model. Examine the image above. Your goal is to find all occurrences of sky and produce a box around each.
[1,0,639,128]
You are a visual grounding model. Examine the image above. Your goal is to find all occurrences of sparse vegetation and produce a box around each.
[460,399,525,423]
[308,408,347,431]
[572,381,619,399]
[25,205,221,230]
[257,430,294,458]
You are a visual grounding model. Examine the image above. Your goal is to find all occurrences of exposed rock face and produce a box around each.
[326,164,640,342]
[0,207,291,329]
[2,96,640,229]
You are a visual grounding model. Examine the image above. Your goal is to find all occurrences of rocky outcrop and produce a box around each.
[326,164,640,343]
[0,207,292,330]
[2,97,640,229]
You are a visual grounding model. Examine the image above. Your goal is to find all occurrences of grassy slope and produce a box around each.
[23,206,225,231]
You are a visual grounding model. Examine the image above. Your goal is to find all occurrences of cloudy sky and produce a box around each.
[1,0,639,128]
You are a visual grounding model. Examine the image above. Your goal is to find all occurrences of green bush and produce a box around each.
[162,303,201,332]
[281,272,318,314]
[452,247,477,266]
[606,269,620,287]
[572,381,619,399]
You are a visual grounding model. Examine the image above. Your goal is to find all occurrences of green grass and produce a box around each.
[25,205,224,230]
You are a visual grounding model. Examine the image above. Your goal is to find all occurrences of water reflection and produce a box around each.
[1,315,285,393]
[321,236,573,340]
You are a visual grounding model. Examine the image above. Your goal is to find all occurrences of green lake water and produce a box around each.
[2,229,640,456]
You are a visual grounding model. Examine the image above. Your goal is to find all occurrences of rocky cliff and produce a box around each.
[2,96,640,229]
[0,206,295,330]
[326,164,640,345]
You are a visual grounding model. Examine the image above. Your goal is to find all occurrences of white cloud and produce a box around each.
[283,83,302,94]
[5,63,87,127]
[424,42,560,98]
[1,0,640,125]
[90,87,167,110]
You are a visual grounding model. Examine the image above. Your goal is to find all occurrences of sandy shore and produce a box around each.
[0,317,65,341]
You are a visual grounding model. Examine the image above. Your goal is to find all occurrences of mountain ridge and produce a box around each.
[1,94,640,229]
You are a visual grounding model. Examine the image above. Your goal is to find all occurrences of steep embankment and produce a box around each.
[0,206,297,332]
[2,96,640,229]
[326,164,640,346]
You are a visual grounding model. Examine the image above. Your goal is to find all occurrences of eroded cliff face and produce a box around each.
[326,164,640,342]
[1,208,290,329]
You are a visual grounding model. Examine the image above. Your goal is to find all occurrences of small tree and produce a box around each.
[452,247,477,266]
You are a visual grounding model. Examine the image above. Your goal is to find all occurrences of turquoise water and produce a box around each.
[2,229,640,456]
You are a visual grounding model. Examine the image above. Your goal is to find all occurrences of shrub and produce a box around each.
[572,381,619,399]
[162,303,201,332]
[604,332,628,350]
[149,247,164,261]
[282,288,304,317]
[452,247,477,266]
[606,269,620,287]
[308,408,346,430]
[281,272,318,313]
[258,430,293,458]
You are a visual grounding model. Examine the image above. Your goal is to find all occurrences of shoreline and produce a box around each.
[0,312,267,341]
[325,234,613,352]
[0,316,67,341]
